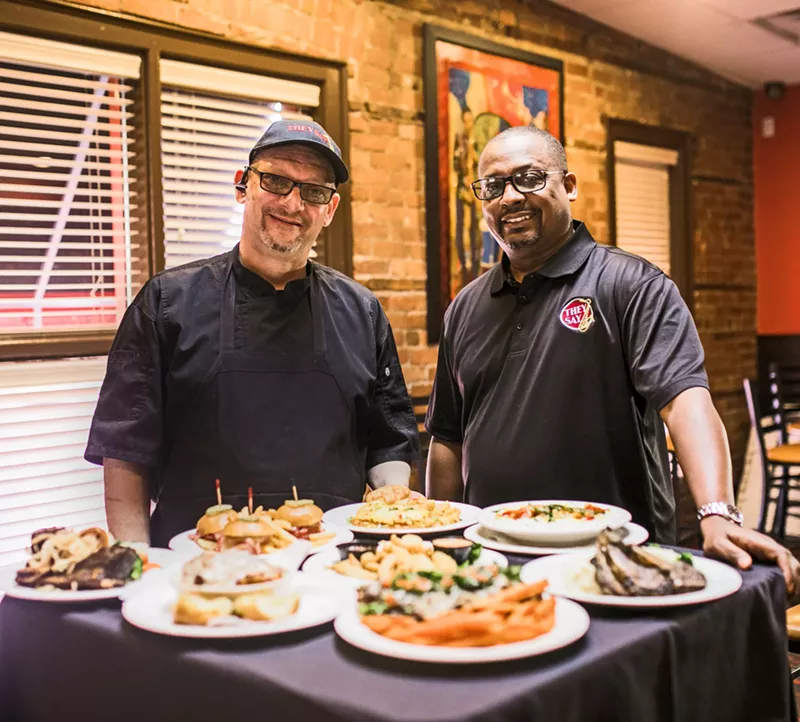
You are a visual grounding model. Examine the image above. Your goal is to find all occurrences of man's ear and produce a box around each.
[234,168,248,204]
[564,172,578,202]
[322,192,341,227]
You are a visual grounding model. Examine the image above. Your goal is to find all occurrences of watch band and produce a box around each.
[696,501,744,526]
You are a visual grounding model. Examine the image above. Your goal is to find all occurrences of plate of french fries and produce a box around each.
[334,568,590,663]
[302,533,507,588]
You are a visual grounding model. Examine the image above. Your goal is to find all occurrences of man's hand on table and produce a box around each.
[701,515,800,597]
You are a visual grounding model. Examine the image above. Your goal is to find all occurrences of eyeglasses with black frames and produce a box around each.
[471,169,566,201]
[244,166,336,205]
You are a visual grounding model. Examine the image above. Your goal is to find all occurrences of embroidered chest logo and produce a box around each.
[559,297,595,332]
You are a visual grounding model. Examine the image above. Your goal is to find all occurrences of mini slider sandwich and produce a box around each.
[273,498,324,540]
[192,504,237,551]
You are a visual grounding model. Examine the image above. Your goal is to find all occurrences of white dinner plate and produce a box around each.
[0,548,180,603]
[302,546,508,588]
[168,530,320,570]
[334,595,589,663]
[477,500,632,545]
[464,522,649,556]
[519,550,742,608]
[322,502,480,536]
[122,572,354,639]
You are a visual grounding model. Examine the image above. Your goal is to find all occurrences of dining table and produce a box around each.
[0,550,795,722]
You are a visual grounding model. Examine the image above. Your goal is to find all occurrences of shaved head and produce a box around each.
[480,126,567,176]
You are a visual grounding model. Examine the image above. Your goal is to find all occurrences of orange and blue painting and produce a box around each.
[434,40,563,302]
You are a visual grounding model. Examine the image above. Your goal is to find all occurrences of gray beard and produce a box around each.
[259,213,308,255]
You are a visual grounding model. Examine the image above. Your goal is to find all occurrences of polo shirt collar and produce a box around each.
[489,221,596,295]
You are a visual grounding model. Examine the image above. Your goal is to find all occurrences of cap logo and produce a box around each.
[560,297,595,332]
[285,123,333,149]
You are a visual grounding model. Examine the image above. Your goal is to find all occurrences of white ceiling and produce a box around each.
[549,0,800,87]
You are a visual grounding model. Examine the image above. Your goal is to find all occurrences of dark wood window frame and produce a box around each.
[0,0,351,361]
[606,118,693,310]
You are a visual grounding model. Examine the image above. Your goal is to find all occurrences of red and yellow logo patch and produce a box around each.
[560,297,595,332]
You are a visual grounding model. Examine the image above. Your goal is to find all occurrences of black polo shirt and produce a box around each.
[85,246,418,473]
[425,221,708,543]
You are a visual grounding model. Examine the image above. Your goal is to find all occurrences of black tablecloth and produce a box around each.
[0,556,794,722]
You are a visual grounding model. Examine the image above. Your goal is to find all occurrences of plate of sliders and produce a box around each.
[0,526,176,602]
[323,486,480,536]
[122,549,354,639]
[169,492,352,561]
[519,528,742,608]
[334,561,589,663]
[464,521,650,556]
[302,533,507,588]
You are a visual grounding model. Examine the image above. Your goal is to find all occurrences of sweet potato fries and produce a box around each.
[361,580,555,647]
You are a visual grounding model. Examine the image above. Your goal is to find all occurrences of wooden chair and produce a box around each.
[743,378,800,538]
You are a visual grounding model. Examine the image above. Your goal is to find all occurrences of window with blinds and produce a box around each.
[0,32,145,336]
[160,59,319,268]
[0,356,107,567]
[613,141,679,276]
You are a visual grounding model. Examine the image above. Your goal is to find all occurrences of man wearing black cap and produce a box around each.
[86,120,418,545]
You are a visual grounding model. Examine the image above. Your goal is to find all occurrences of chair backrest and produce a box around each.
[773,362,800,418]
[743,378,777,465]
[767,363,790,444]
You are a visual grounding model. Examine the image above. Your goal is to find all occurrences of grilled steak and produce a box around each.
[15,545,139,590]
[590,545,629,595]
[69,546,140,589]
[591,528,706,596]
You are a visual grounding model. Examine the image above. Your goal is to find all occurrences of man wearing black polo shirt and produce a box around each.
[86,120,418,545]
[426,126,800,592]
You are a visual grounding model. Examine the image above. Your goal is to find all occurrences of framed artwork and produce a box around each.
[423,25,564,343]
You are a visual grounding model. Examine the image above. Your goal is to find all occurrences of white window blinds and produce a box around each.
[613,141,679,276]
[0,356,107,568]
[160,59,318,268]
[0,32,144,335]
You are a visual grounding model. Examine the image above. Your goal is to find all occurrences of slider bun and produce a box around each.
[222,518,273,539]
[196,507,237,537]
[275,503,323,528]
[173,593,233,625]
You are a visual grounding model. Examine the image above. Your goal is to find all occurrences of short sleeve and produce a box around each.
[84,281,164,467]
[620,274,709,411]
[365,303,419,468]
[424,315,463,443]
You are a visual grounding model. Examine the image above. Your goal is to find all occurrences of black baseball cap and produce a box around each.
[249,120,349,184]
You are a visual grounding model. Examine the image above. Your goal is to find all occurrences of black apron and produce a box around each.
[150,255,364,546]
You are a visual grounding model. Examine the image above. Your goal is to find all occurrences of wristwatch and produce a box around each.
[696,502,744,527]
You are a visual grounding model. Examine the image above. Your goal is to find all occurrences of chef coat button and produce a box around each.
[385,367,390,377]
[516,322,523,331]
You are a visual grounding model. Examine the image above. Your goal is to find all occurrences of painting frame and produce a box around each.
[423,24,564,343]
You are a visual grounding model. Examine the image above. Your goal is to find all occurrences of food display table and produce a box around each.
[0,554,793,722]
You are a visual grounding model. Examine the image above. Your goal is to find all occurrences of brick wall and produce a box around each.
[70,0,756,489]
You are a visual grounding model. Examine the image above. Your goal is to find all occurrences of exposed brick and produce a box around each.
[73,0,755,473]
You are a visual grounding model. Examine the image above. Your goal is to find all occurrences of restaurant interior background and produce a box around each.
[1,0,799,565]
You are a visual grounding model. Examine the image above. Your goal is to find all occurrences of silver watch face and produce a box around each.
[727,505,744,524]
